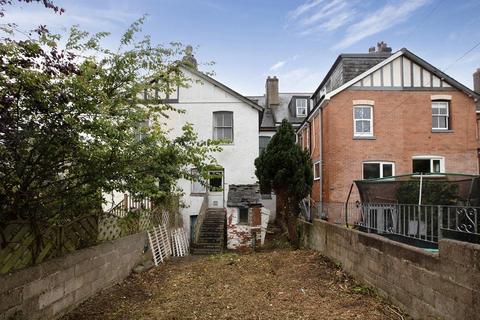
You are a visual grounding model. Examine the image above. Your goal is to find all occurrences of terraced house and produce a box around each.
[297,43,480,217]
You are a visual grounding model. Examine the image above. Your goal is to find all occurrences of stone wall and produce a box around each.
[304,219,479,320]
[0,232,148,320]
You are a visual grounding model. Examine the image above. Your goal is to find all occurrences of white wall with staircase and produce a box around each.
[164,67,260,236]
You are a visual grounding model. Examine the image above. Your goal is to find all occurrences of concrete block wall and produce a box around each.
[305,219,479,320]
[0,232,148,320]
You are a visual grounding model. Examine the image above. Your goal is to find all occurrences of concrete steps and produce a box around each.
[191,209,226,255]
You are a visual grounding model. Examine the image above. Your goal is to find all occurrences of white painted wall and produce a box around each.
[164,68,260,234]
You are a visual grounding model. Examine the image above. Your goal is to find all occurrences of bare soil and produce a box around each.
[63,248,408,320]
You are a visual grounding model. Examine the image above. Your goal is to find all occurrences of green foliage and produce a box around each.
[395,181,459,205]
[255,120,313,246]
[0,19,220,224]
[255,119,313,206]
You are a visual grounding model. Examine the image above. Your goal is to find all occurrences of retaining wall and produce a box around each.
[0,232,148,320]
[304,219,479,320]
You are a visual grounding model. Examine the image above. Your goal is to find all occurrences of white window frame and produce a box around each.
[412,155,445,175]
[353,105,373,137]
[213,111,234,143]
[362,161,395,180]
[191,168,206,194]
[432,101,449,130]
[296,99,308,117]
[313,161,321,180]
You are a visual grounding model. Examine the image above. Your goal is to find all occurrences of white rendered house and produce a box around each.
[164,66,263,238]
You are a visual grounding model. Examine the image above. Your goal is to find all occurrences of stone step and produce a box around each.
[191,249,223,255]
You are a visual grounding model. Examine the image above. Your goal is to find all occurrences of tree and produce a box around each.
[255,119,313,247]
[0,17,220,229]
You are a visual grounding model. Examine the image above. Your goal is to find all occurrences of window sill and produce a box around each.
[313,177,321,181]
[190,192,206,196]
[431,129,453,133]
[412,174,446,178]
[353,135,376,140]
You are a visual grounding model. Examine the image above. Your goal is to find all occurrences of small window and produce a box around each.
[354,105,373,137]
[412,156,444,174]
[313,161,321,180]
[213,111,233,143]
[432,101,449,130]
[191,168,206,194]
[239,208,249,224]
[363,162,395,179]
[259,136,271,154]
[209,170,223,192]
[296,99,308,117]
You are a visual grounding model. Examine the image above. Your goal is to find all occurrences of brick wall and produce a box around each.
[322,89,478,203]
[304,219,479,320]
[0,232,148,320]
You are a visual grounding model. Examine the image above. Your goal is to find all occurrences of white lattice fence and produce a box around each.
[171,228,189,257]
[147,224,172,266]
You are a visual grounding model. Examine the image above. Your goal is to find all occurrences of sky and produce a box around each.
[2,0,480,96]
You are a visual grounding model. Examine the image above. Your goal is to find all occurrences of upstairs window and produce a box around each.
[353,105,373,137]
[296,99,308,117]
[432,101,449,130]
[412,156,444,174]
[213,111,233,143]
[363,162,394,179]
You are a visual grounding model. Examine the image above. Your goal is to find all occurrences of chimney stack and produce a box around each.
[474,68,480,93]
[182,45,198,69]
[368,41,392,54]
[265,76,279,107]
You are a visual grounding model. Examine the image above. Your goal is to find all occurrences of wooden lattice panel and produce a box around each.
[171,228,189,257]
[147,224,171,266]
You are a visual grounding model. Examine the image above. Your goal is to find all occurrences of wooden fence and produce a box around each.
[0,214,98,274]
[0,209,167,275]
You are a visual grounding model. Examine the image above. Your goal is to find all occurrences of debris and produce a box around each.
[62,250,409,320]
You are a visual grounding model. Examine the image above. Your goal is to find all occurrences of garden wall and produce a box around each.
[0,232,148,320]
[304,219,479,320]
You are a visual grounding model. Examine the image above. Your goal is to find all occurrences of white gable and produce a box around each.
[352,56,452,89]
[178,68,246,104]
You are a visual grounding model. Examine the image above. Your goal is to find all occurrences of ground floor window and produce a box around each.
[191,168,206,194]
[259,136,271,154]
[363,161,395,179]
[412,156,444,174]
[209,170,224,192]
[239,207,249,224]
[313,161,321,180]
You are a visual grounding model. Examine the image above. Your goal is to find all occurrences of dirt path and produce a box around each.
[63,250,407,320]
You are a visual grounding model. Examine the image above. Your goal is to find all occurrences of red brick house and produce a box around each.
[297,45,480,214]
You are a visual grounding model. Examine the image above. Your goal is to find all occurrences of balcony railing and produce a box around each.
[317,202,480,245]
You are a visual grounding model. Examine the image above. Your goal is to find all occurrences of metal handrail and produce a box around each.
[193,194,208,244]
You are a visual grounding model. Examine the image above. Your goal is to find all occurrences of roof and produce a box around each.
[227,184,262,207]
[248,93,312,130]
[182,66,264,112]
[311,52,392,100]
[299,48,480,132]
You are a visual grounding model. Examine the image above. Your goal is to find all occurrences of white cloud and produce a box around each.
[334,0,430,49]
[288,0,326,20]
[287,0,353,35]
[288,0,431,49]
[270,60,286,71]
[277,67,322,92]
[1,3,141,34]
